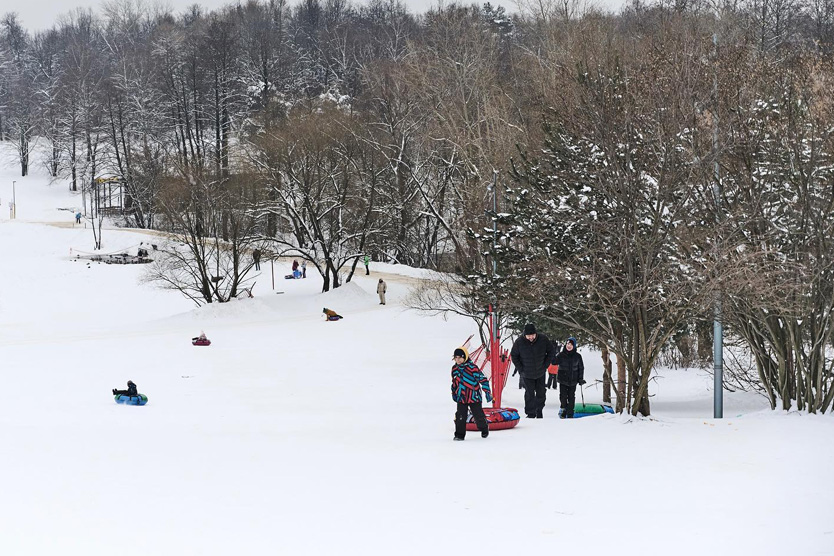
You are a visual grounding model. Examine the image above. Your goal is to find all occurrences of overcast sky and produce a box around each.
[7,0,628,32]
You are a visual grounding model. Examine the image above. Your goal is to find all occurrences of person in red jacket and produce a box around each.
[451,347,492,441]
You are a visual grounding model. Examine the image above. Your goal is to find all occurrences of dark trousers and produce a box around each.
[455,402,487,439]
[546,374,558,389]
[254,260,260,270]
[559,383,577,417]
[522,375,547,416]
[365,264,369,275]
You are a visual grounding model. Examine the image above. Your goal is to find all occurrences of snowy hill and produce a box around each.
[0,144,832,555]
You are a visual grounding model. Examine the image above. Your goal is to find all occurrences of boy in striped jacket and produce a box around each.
[451,347,492,441]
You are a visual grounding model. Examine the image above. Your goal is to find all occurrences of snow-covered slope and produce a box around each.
[1,144,831,556]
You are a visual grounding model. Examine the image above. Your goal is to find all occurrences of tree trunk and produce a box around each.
[616,352,626,413]
[601,344,612,404]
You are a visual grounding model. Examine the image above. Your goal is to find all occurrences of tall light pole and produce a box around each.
[12,180,16,219]
[712,32,724,419]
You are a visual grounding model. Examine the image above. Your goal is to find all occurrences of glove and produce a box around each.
[486,396,493,404]
[112,389,118,395]
[579,379,586,385]
[511,369,517,377]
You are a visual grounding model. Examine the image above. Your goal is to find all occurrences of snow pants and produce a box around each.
[522,375,547,417]
[454,402,487,439]
[559,383,577,417]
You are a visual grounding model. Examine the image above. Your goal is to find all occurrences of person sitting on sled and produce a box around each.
[322,308,343,321]
[192,331,208,342]
[113,380,138,396]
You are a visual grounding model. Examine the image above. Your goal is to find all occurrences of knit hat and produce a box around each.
[453,347,469,360]
[523,323,537,335]
[566,337,577,348]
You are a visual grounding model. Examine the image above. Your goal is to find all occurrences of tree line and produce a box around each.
[2,0,834,414]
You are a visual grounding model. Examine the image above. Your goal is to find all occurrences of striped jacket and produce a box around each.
[451,360,493,404]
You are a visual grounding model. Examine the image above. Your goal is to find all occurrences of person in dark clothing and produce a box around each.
[253,249,261,270]
[555,337,585,418]
[510,323,555,418]
[546,343,561,389]
[451,347,492,441]
[112,380,138,396]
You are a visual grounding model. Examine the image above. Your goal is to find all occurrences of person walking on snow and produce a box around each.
[377,278,387,305]
[301,260,307,278]
[253,249,261,270]
[555,337,585,418]
[546,343,561,389]
[75,212,82,224]
[451,347,492,441]
[510,323,555,418]
[363,254,371,275]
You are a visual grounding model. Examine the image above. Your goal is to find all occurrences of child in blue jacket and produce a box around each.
[451,347,492,441]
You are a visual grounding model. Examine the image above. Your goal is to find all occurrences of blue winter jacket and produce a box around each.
[451,360,493,404]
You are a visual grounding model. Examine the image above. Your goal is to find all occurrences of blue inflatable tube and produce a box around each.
[115,394,148,406]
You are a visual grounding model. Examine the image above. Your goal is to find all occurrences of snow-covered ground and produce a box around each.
[1,146,832,555]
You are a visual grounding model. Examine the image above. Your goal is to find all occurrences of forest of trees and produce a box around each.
[2,0,833,415]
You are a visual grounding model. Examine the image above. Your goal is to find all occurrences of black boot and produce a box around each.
[535,411,543,419]
[453,436,465,441]
[481,430,489,438]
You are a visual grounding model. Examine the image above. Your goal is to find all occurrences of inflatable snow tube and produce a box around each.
[192,338,211,346]
[465,407,521,431]
[573,403,614,418]
[115,394,148,406]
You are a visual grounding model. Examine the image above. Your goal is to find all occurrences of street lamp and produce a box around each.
[12,180,15,219]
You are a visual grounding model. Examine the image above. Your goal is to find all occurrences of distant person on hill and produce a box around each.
[363,254,370,275]
[112,380,138,397]
[253,249,261,271]
[301,260,307,278]
[451,347,492,441]
[377,278,387,305]
[75,212,82,224]
[322,308,343,321]
[510,323,555,419]
[292,260,301,279]
[555,337,585,419]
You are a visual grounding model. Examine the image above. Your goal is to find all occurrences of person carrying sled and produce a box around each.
[363,254,371,275]
[555,337,585,418]
[546,342,561,390]
[510,323,555,419]
[322,307,343,321]
[377,278,387,305]
[451,347,492,441]
[113,380,138,397]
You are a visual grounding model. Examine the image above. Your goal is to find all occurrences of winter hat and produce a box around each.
[566,337,577,348]
[523,323,537,335]
[453,347,469,360]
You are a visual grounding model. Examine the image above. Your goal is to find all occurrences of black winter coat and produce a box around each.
[510,333,555,379]
[555,349,584,386]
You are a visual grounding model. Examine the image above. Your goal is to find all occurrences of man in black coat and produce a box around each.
[555,337,585,418]
[510,323,555,418]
